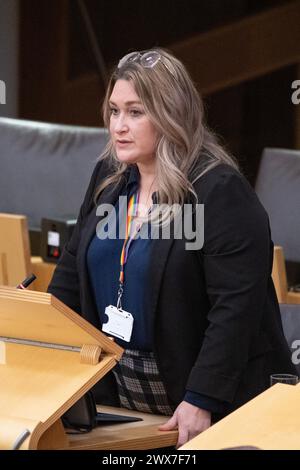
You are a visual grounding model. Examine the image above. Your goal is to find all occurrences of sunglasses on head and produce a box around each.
[117,50,175,78]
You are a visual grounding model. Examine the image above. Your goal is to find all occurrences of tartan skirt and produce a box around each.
[112,349,175,416]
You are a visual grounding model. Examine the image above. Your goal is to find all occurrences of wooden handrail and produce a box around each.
[64,0,300,98]
[20,0,300,123]
[171,0,300,94]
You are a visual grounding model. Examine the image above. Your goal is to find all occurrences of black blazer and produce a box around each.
[48,159,295,416]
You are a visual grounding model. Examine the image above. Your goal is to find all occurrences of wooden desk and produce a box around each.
[65,406,177,450]
[20,261,177,450]
[181,383,300,450]
[31,257,56,292]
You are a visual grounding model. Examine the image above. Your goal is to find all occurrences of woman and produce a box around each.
[48,49,295,447]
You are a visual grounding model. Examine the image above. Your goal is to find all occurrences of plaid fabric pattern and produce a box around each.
[112,349,175,416]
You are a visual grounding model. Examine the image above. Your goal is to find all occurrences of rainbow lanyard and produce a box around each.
[117,191,140,309]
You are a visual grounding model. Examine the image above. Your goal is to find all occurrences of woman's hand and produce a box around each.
[158,401,211,448]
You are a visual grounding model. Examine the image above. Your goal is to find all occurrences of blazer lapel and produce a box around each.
[147,209,186,325]
[146,237,175,325]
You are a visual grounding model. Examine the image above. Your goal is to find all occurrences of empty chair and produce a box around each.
[0,117,108,230]
[256,148,300,298]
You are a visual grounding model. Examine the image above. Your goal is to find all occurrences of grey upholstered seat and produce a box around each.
[255,147,300,263]
[0,117,108,229]
[255,148,300,287]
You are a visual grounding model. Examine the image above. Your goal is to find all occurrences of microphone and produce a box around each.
[16,274,37,290]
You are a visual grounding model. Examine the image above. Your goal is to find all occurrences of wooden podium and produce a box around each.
[0,286,123,450]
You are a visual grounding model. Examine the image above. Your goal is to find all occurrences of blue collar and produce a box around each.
[126,164,158,203]
[126,164,140,189]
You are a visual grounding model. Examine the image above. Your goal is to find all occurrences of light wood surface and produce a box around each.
[272,246,300,305]
[0,286,123,354]
[0,213,57,293]
[66,405,178,450]
[272,246,289,303]
[0,414,41,450]
[35,418,68,450]
[286,291,300,304]
[0,214,32,287]
[181,383,300,450]
[31,256,56,292]
[0,286,123,449]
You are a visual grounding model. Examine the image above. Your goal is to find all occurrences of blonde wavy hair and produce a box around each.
[95,48,238,217]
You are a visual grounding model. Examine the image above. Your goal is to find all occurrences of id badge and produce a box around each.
[102,305,134,342]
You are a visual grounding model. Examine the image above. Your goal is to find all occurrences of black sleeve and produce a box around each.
[186,170,271,402]
[47,160,104,313]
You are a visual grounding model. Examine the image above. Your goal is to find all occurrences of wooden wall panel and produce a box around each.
[19,0,300,126]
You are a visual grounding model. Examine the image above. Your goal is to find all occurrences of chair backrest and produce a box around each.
[0,118,108,229]
[0,213,32,287]
[255,148,300,263]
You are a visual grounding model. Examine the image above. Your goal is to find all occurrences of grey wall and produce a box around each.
[0,0,19,117]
